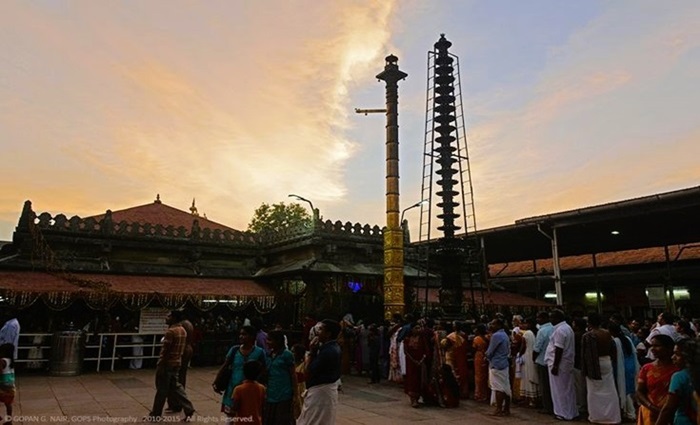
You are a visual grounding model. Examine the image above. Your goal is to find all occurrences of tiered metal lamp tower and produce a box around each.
[418,34,480,315]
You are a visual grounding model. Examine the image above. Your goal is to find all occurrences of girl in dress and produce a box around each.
[0,343,15,425]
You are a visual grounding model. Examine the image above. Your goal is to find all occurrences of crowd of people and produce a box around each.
[211,317,342,425]
[3,307,700,424]
[333,309,698,425]
[216,309,700,424]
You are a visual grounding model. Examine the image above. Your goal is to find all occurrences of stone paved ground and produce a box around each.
[11,367,565,424]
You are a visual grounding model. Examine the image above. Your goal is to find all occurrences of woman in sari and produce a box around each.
[657,339,697,425]
[338,319,353,375]
[610,322,639,422]
[519,318,539,407]
[404,322,430,408]
[427,321,447,405]
[472,323,490,402]
[442,322,470,399]
[218,325,267,420]
[636,334,679,425]
[510,319,525,404]
[355,322,368,375]
[388,319,403,383]
[264,330,296,425]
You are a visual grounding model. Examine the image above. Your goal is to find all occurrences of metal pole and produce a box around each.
[593,253,602,313]
[552,227,563,306]
[552,227,564,306]
[537,224,563,306]
[664,245,676,314]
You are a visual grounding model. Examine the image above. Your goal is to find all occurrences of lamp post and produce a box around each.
[288,193,318,224]
[288,194,314,212]
[401,200,428,314]
[401,200,427,224]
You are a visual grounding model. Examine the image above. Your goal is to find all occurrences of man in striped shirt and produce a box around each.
[146,310,195,422]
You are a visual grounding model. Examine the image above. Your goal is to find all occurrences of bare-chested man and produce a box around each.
[581,312,620,424]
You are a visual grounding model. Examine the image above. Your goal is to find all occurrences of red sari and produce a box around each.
[443,332,470,399]
[637,362,680,425]
[404,332,430,402]
[472,335,490,402]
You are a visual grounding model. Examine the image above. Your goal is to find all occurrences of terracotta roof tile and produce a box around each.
[0,271,272,296]
[488,245,700,277]
[90,201,241,234]
[419,288,550,307]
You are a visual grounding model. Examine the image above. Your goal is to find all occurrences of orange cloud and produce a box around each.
[0,1,400,237]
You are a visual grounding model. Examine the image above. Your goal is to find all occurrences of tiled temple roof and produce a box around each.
[89,200,240,234]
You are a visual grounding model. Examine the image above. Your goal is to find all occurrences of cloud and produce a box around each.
[0,1,398,234]
[2,1,698,242]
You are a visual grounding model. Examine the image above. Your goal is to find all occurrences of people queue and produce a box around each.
[356,309,698,425]
[295,310,700,424]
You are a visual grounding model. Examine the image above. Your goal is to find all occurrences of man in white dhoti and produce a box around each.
[545,309,578,421]
[581,312,620,424]
[297,319,342,425]
[486,318,511,416]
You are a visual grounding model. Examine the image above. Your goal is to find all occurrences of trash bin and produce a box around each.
[50,330,85,376]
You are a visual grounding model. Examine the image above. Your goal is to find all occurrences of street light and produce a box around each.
[288,194,314,212]
[401,200,428,223]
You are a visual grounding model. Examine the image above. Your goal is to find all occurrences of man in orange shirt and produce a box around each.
[232,360,266,425]
[145,310,195,422]
[166,314,195,413]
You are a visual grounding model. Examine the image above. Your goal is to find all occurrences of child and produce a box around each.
[231,360,265,425]
[0,343,15,425]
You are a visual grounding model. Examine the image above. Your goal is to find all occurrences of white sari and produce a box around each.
[520,330,540,398]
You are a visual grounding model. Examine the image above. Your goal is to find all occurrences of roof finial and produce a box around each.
[190,198,199,216]
[154,194,161,204]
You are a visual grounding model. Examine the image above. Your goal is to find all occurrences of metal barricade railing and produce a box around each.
[85,332,165,372]
[17,332,165,372]
[16,333,52,365]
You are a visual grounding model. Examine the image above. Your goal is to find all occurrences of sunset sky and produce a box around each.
[1,1,699,241]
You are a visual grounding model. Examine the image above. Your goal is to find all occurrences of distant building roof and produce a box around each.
[418,287,551,307]
[89,198,241,234]
[488,244,700,278]
[474,184,700,263]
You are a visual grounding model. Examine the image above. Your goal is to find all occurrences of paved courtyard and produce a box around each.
[11,367,564,424]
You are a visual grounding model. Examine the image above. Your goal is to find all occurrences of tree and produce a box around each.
[247,202,312,233]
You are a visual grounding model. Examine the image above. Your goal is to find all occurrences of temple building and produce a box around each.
[0,185,699,334]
